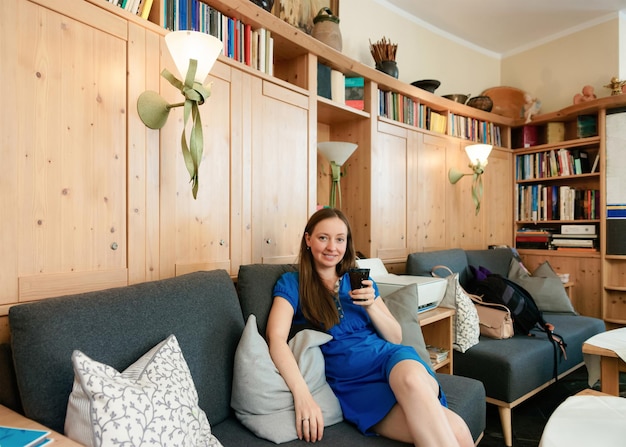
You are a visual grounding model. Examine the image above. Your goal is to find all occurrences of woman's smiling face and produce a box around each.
[305,216,348,270]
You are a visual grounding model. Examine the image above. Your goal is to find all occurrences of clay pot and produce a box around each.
[249,0,274,12]
[312,8,342,52]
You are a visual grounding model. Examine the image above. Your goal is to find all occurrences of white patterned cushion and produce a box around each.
[65,335,222,447]
[440,272,480,353]
[231,315,343,443]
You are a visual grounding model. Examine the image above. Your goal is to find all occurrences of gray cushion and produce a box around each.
[381,285,430,364]
[231,315,342,443]
[453,314,605,402]
[508,259,577,315]
[9,270,243,434]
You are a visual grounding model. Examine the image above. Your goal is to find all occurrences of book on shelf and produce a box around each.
[426,345,449,363]
[577,115,598,138]
[546,122,565,143]
[550,238,596,248]
[561,224,596,235]
[330,70,345,103]
[590,153,600,173]
[345,77,364,111]
[0,425,51,447]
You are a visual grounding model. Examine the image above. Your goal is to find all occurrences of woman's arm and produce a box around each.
[351,280,402,344]
[266,297,324,442]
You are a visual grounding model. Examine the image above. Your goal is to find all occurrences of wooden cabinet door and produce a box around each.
[372,121,409,261]
[0,0,128,304]
[250,78,310,264]
[159,59,233,278]
[414,133,449,252]
[483,148,513,246]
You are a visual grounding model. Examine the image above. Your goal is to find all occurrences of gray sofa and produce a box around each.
[406,248,606,447]
[6,266,486,446]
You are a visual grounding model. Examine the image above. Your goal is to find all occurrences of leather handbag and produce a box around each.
[469,294,514,339]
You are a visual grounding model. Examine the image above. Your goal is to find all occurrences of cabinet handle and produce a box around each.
[219,239,225,246]
[266,239,272,244]
[110,242,118,250]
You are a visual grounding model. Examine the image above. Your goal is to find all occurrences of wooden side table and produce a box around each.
[419,307,455,374]
[582,342,624,396]
[0,405,82,446]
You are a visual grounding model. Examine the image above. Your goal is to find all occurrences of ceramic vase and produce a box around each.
[376,60,399,79]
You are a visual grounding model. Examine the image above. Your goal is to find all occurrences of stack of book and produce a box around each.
[426,345,449,364]
[515,229,552,249]
[550,224,598,251]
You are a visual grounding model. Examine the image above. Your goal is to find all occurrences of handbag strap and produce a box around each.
[431,264,454,278]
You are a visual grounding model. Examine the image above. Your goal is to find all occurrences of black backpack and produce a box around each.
[468,273,567,378]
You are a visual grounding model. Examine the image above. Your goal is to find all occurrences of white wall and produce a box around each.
[339,1,623,114]
[501,19,620,113]
[338,0,501,99]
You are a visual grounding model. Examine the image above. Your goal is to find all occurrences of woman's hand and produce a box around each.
[294,391,324,442]
[349,279,376,307]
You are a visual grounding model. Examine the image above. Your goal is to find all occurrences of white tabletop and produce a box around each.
[539,395,626,447]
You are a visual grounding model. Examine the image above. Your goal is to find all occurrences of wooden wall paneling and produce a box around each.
[416,133,448,252]
[446,140,487,249]
[159,56,234,277]
[250,79,310,264]
[15,1,128,304]
[127,24,162,285]
[373,121,408,261]
[406,130,420,254]
[0,0,19,306]
[483,148,514,246]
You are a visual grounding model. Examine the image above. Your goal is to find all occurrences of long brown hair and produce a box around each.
[298,208,357,329]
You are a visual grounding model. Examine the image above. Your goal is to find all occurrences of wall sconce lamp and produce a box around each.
[317,141,358,209]
[448,143,493,214]
[137,31,223,199]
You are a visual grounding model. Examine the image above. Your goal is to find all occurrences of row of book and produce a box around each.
[376,90,502,145]
[106,0,154,18]
[448,114,502,147]
[162,0,275,75]
[516,225,598,251]
[515,184,600,222]
[516,148,599,181]
[512,115,597,148]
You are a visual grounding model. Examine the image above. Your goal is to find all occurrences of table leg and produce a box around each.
[600,356,620,396]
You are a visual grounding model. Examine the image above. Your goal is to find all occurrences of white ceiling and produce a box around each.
[383,0,626,56]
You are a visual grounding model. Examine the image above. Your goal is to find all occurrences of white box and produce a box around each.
[561,224,596,235]
[356,258,447,312]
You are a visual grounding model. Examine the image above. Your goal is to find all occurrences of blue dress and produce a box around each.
[273,271,447,434]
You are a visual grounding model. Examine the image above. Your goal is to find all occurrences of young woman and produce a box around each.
[266,208,473,446]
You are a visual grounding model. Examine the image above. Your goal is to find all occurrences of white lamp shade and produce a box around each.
[465,143,492,166]
[165,31,223,83]
[318,141,358,166]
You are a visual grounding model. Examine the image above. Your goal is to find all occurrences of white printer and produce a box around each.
[356,258,447,313]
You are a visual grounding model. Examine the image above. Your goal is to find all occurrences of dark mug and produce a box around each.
[348,268,370,290]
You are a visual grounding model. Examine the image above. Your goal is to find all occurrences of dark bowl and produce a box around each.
[443,94,470,104]
[467,95,494,112]
[411,79,441,93]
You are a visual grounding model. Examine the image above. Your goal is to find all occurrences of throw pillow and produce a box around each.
[508,259,577,315]
[440,272,480,353]
[230,315,342,444]
[65,335,222,447]
[382,284,430,365]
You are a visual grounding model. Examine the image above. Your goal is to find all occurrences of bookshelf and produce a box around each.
[511,96,626,321]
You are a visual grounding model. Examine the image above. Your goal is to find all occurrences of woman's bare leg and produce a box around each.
[372,360,473,447]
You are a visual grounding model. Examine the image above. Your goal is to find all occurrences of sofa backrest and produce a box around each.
[406,248,515,288]
[236,263,297,338]
[9,270,244,434]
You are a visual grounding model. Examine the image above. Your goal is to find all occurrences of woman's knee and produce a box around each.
[389,360,437,395]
